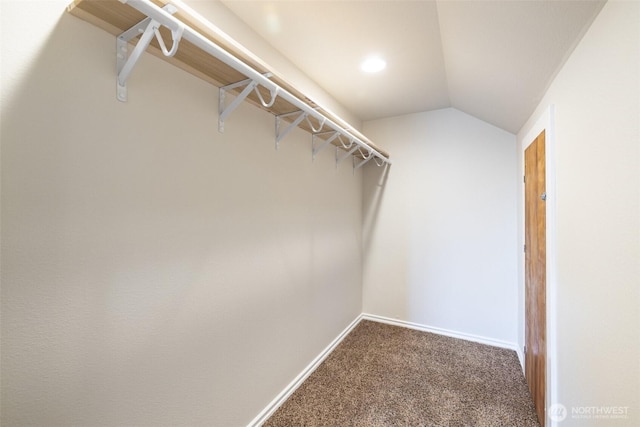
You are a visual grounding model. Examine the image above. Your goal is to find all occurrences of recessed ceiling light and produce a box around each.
[360,56,386,73]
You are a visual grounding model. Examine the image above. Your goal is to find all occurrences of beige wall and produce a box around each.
[0,1,363,425]
[517,1,640,425]
[362,108,519,345]
[3,0,638,426]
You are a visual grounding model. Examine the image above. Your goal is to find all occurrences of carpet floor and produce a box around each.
[264,320,540,426]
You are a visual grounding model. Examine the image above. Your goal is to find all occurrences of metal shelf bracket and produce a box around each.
[276,111,308,150]
[353,151,374,171]
[116,4,179,102]
[312,131,340,161]
[336,145,359,169]
[219,78,258,133]
[218,73,275,132]
[305,115,326,133]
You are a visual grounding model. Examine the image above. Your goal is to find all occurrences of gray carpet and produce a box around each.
[264,320,540,426]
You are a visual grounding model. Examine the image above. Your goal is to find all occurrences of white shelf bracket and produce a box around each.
[255,85,279,108]
[276,111,308,150]
[337,135,355,151]
[116,4,179,102]
[336,145,359,169]
[218,73,275,132]
[305,115,326,133]
[219,79,258,133]
[353,151,375,172]
[312,131,340,161]
[373,156,387,167]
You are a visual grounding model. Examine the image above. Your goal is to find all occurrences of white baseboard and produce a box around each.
[246,314,364,427]
[248,313,524,426]
[361,313,524,369]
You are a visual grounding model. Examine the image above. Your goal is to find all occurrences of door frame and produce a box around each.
[519,105,558,426]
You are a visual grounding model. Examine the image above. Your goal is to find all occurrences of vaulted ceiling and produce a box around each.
[220,0,605,133]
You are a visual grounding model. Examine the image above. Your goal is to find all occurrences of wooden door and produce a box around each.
[525,130,546,426]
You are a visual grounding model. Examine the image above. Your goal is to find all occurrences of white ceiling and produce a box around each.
[220,0,605,133]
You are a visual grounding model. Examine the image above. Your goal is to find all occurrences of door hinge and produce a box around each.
[524,244,526,253]
[523,175,526,183]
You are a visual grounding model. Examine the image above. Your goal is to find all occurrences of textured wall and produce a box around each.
[362,108,518,344]
[517,1,640,425]
[0,1,363,425]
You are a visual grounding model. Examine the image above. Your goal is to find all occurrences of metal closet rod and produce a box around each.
[120,0,391,165]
